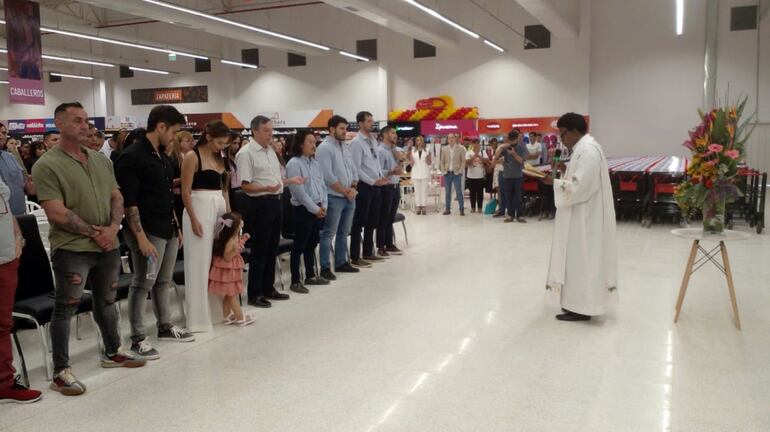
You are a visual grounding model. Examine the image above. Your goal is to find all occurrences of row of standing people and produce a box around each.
[2,103,410,398]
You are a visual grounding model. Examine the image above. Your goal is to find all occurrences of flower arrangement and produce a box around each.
[675,97,755,233]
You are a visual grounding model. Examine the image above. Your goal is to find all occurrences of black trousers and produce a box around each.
[291,205,322,284]
[377,185,400,248]
[350,182,381,259]
[245,196,282,300]
[466,178,485,210]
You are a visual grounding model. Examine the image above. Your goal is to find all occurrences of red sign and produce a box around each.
[416,97,449,110]
[421,119,477,136]
[154,89,184,103]
[478,116,591,135]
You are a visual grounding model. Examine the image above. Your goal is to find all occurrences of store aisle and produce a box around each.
[2,210,770,431]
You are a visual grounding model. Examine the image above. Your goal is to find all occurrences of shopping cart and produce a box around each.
[642,156,687,228]
[727,168,767,233]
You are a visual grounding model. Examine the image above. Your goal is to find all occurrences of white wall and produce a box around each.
[588,0,708,158]
[0,78,100,120]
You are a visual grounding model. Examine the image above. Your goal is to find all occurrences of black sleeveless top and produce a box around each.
[191,148,229,190]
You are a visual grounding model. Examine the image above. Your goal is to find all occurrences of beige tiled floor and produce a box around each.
[3,201,770,431]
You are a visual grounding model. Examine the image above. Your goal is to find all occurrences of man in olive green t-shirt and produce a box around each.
[31,102,145,397]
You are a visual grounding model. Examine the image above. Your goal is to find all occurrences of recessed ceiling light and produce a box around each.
[403,0,479,39]
[129,66,170,75]
[42,54,115,68]
[339,50,370,62]
[141,0,331,51]
[483,39,505,53]
[50,72,94,80]
[220,59,258,69]
[40,26,208,60]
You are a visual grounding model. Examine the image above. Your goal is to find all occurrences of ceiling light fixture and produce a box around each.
[339,50,369,62]
[50,72,94,80]
[142,0,331,51]
[0,80,8,84]
[129,66,170,75]
[675,0,685,36]
[39,26,208,60]
[220,59,258,69]
[483,39,505,53]
[41,54,115,68]
[403,0,479,39]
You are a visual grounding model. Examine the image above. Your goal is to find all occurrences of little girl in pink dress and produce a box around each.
[209,212,255,327]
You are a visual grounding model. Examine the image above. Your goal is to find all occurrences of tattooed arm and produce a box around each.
[40,200,98,238]
[90,188,124,251]
[124,202,158,258]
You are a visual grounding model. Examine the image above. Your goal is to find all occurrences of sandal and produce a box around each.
[235,314,256,327]
[223,312,236,325]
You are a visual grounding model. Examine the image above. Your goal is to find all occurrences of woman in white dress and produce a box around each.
[181,121,231,333]
[407,135,432,215]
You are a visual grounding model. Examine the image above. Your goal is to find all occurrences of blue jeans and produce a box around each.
[444,173,464,212]
[502,177,524,217]
[320,195,355,270]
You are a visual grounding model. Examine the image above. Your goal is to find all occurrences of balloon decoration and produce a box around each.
[388,95,479,121]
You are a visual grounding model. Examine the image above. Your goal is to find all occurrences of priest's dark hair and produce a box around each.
[328,115,348,130]
[147,105,186,132]
[557,113,588,134]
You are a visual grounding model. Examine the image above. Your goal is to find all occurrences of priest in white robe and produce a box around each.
[541,113,617,321]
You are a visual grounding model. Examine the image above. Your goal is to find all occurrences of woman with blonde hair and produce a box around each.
[168,130,195,229]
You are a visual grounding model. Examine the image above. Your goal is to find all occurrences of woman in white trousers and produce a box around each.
[408,135,432,215]
[181,121,232,333]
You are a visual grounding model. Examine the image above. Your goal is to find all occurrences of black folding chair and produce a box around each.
[13,215,95,381]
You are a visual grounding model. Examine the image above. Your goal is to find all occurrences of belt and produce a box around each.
[252,194,281,200]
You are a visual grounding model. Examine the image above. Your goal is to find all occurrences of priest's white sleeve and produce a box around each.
[553,146,601,208]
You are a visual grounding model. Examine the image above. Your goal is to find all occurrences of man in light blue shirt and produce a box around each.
[375,126,405,257]
[0,123,32,215]
[348,111,390,267]
[315,115,360,279]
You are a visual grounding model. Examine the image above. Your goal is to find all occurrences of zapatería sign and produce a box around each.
[131,86,208,105]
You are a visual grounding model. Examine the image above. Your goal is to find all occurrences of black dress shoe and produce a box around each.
[556,311,591,322]
[290,283,309,294]
[305,276,330,286]
[492,213,505,218]
[385,246,403,255]
[335,262,360,273]
[320,269,337,280]
[248,297,271,308]
[267,291,290,300]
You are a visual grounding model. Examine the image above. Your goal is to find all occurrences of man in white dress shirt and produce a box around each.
[237,115,290,308]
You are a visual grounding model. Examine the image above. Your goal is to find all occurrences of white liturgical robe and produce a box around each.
[546,134,618,315]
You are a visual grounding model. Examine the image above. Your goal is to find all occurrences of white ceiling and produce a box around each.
[0,0,579,73]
